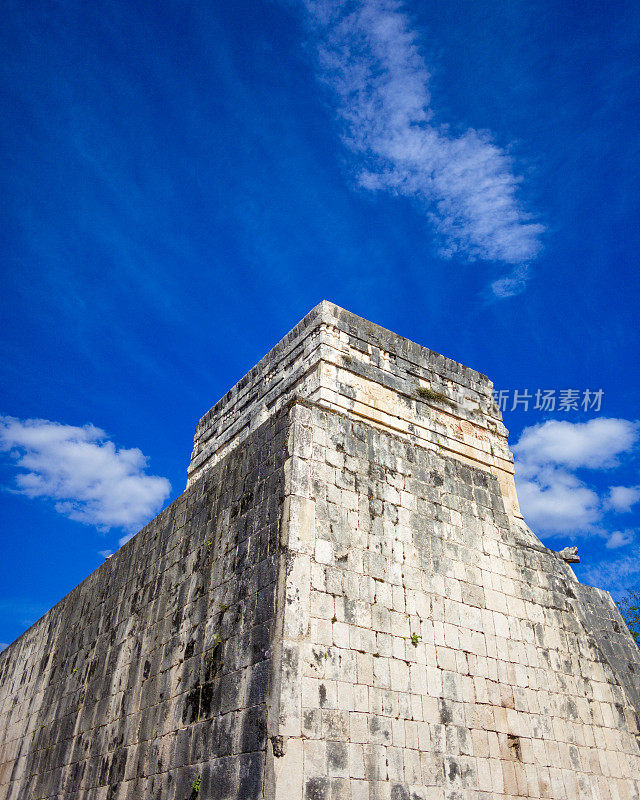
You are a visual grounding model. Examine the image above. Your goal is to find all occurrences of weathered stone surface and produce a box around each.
[0,405,289,800]
[283,401,640,799]
[188,302,521,522]
[1,302,639,799]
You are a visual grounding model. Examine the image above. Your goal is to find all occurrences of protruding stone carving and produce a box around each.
[556,545,580,563]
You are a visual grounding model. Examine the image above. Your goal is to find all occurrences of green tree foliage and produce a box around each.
[617,588,640,646]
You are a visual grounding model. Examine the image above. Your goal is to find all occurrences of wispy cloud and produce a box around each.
[513,418,639,545]
[0,416,171,532]
[605,530,635,550]
[298,0,543,289]
[490,265,531,300]
[580,549,640,595]
[606,485,640,513]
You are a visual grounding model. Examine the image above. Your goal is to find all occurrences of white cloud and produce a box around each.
[299,0,544,279]
[0,643,8,652]
[490,265,530,299]
[0,415,171,532]
[514,462,601,534]
[513,418,639,470]
[513,417,639,537]
[606,485,640,513]
[606,530,635,550]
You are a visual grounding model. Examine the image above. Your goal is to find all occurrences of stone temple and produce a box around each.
[1,301,639,800]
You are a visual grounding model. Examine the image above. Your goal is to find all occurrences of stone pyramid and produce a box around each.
[1,302,639,800]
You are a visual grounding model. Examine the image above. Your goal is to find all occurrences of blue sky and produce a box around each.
[1,0,639,647]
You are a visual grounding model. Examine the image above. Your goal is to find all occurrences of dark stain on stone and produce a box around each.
[203,643,224,682]
[271,735,286,757]
[438,699,452,724]
[240,489,254,515]
[430,471,444,486]
[182,685,201,724]
[327,741,347,771]
[239,708,266,752]
[507,733,522,761]
[318,683,327,707]
[98,754,111,786]
[199,681,217,719]
[305,777,329,800]
[108,747,127,784]
[38,653,50,677]
[569,745,580,769]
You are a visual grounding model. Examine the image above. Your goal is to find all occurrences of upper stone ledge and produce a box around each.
[321,301,493,388]
[194,300,330,435]
[194,301,495,436]
[187,302,514,498]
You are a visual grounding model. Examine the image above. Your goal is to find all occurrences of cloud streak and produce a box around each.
[299,0,544,283]
[581,549,640,595]
[0,415,171,532]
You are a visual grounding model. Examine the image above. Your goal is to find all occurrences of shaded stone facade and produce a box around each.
[0,407,288,800]
[1,302,639,799]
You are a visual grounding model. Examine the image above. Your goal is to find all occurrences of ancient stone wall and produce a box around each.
[0,407,289,800]
[1,302,639,800]
[271,402,640,800]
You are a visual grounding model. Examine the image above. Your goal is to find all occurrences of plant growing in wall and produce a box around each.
[415,385,455,407]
